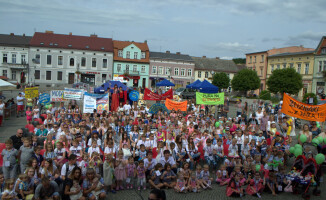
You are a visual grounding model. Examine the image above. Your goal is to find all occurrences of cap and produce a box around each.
[92,130,99,134]
[275,132,280,136]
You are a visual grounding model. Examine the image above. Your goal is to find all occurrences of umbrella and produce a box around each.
[0,79,16,90]
[156,79,175,87]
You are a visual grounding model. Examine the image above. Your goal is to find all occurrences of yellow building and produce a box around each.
[267,50,315,99]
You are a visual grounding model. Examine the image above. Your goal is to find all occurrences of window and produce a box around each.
[47,55,52,65]
[46,71,51,80]
[35,70,40,79]
[250,56,252,63]
[35,54,40,64]
[324,61,326,71]
[133,65,137,72]
[181,68,185,76]
[126,51,130,59]
[152,66,157,74]
[11,71,16,80]
[12,54,16,63]
[198,71,201,78]
[21,55,26,64]
[277,64,280,69]
[70,58,74,66]
[205,71,209,78]
[2,70,7,77]
[260,68,263,76]
[102,74,107,82]
[92,58,96,67]
[165,67,171,75]
[174,68,179,76]
[81,57,86,67]
[305,63,309,74]
[117,64,121,72]
[297,63,301,73]
[126,64,130,71]
[290,63,294,68]
[118,50,123,57]
[261,55,264,62]
[141,52,146,59]
[322,48,326,54]
[141,65,146,73]
[57,71,62,80]
[158,66,163,75]
[103,59,107,68]
[271,65,274,72]
[188,69,192,77]
[2,53,7,63]
[134,52,138,59]
[319,61,323,72]
[254,56,256,63]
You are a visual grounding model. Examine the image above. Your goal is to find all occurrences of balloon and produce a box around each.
[289,147,295,154]
[315,154,325,165]
[215,122,220,128]
[317,136,323,144]
[300,134,307,143]
[312,138,320,146]
[45,105,49,109]
[255,164,261,172]
[317,122,321,128]
[294,148,303,157]
[294,144,302,149]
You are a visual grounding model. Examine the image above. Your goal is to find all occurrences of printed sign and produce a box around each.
[25,87,39,99]
[63,88,83,100]
[148,103,170,114]
[196,92,225,105]
[50,90,67,102]
[39,93,51,106]
[129,90,140,101]
[165,98,187,111]
[96,94,109,114]
[83,94,97,113]
[282,93,326,122]
[143,88,173,101]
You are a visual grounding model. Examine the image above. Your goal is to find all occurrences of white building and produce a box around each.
[29,31,114,88]
[0,33,32,84]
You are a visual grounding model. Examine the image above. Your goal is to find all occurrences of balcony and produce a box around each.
[2,62,28,69]
[124,70,139,75]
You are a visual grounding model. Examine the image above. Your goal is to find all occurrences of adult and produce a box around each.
[149,189,166,200]
[0,99,4,127]
[44,113,56,127]
[35,124,48,138]
[310,121,321,138]
[111,84,119,112]
[10,128,23,150]
[118,86,126,105]
[82,168,106,200]
[221,101,229,118]
[63,167,86,200]
[61,154,78,181]
[298,124,312,145]
[236,99,242,116]
[260,111,269,138]
[16,92,25,117]
[34,177,60,200]
[255,107,264,123]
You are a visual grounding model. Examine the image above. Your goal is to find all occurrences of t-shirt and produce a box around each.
[54,148,66,159]
[1,148,18,166]
[17,96,25,106]
[69,146,82,157]
[19,146,34,163]
[0,103,4,115]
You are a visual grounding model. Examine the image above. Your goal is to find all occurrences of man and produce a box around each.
[61,154,77,180]
[34,177,60,200]
[10,129,23,150]
[16,92,25,117]
[44,113,56,127]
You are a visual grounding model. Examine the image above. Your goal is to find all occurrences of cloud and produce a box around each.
[284,31,326,46]
[205,42,255,53]
[262,37,284,43]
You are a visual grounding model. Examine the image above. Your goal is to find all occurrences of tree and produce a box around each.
[212,72,230,91]
[267,68,303,95]
[259,90,271,100]
[231,69,260,95]
[302,93,317,105]
[232,58,246,64]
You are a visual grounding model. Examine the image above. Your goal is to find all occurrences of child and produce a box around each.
[44,143,56,160]
[137,160,146,190]
[1,139,18,179]
[246,172,265,197]
[79,154,89,177]
[104,141,115,159]
[179,162,191,183]
[175,173,188,193]
[69,139,83,162]
[161,163,176,189]
[103,155,116,193]
[266,171,277,195]
[54,141,67,167]
[32,135,38,147]
[201,164,213,188]
[88,140,101,157]
[32,146,44,167]
[26,107,33,124]
[137,144,147,161]
[241,138,250,160]
[195,165,207,189]
[155,141,165,162]
[1,179,18,200]
[276,166,287,193]
[19,137,34,174]
[188,172,200,193]
[216,165,229,185]
[228,139,239,157]
[226,173,244,197]
[126,157,136,189]
[18,174,34,200]
[114,151,127,191]
[89,152,103,175]
[204,139,217,168]
[149,163,164,190]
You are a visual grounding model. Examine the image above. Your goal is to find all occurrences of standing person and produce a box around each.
[111,84,119,112]
[118,86,126,105]
[0,99,4,127]
[1,139,18,179]
[10,129,24,150]
[221,101,229,118]
[260,111,269,138]
[16,92,25,118]
[236,99,242,117]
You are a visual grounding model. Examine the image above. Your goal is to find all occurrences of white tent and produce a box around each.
[0,79,16,90]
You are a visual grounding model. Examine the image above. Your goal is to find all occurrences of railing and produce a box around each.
[123,70,139,75]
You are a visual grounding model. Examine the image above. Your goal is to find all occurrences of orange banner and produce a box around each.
[165,98,187,112]
[282,93,326,122]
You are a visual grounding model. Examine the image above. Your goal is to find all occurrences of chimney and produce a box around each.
[23,33,25,37]
[144,40,147,43]
[69,32,72,35]
[166,51,170,54]
[202,56,206,58]
[45,30,53,34]
[176,52,181,55]
[90,34,97,37]
[216,57,220,59]
[10,33,14,36]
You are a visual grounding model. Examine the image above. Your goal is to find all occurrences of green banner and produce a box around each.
[196,92,224,105]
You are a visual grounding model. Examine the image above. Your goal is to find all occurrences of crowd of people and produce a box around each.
[0,88,325,200]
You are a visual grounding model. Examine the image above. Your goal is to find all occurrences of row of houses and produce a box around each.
[246,36,326,98]
[0,31,241,90]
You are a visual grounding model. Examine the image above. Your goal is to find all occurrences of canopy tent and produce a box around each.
[94,80,128,93]
[197,80,219,93]
[0,79,16,90]
[186,80,201,89]
[156,79,175,87]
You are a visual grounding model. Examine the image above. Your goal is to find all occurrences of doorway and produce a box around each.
[142,78,146,88]
[68,73,74,84]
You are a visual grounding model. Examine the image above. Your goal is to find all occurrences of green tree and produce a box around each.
[212,72,230,91]
[266,68,303,95]
[232,58,246,64]
[259,90,271,100]
[231,69,260,95]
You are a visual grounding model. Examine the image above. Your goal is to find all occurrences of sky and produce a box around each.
[0,0,326,59]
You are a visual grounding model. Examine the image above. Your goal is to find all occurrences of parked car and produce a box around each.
[175,87,185,96]
[180,88,196,99]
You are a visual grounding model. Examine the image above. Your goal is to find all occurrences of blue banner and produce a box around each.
[129,90,139,101]
[148,103,170,114]
[39,93,51,106]
[84,92,107,99]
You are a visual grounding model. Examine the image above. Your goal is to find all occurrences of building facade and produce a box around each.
[0,33,32,84]
[267,51,315,99]
[149,51,195,88]
[112,41,149,88]
[29,31,113,87]
[312,36,326,97]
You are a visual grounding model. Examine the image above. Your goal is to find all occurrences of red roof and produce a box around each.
[30,32,113,52]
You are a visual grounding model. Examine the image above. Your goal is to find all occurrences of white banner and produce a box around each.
[63,88,83,100]
[50,90,67,102]
[83,94,97,113]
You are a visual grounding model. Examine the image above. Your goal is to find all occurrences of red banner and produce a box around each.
[143,88,173,101]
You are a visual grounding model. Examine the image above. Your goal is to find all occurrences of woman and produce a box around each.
[118,86,126,105]
[310,121,321,138]
[111,85,119,112]
[64,167,85,200]
[255,107,264,124]
[299,124,312,145]
[83,168,106,200]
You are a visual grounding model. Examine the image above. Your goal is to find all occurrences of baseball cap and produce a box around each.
[275,132,280,136]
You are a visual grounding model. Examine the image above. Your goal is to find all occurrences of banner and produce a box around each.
[96,94,109,114]
[148,103,170,114]
[50,90,67,102]
[39,93,50,106]
[129,90,139,101]
[282,93,326,122]
[63,88,83,100]
[25,87,39,99]
[196,92,225,105]
[143,88,173,101]
[165,98,187,111]
[83,94,97,113]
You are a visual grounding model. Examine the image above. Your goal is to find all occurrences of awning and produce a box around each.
[131,76,140,80]
[118,75,130,80]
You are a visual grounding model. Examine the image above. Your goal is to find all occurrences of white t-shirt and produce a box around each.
[104,147,115,158]
[17,96,25,105]
[69,146,82,156]
[88,146,101,156]
[54,148,66,159]
[0,103,4,115]
[123,104,131,115]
